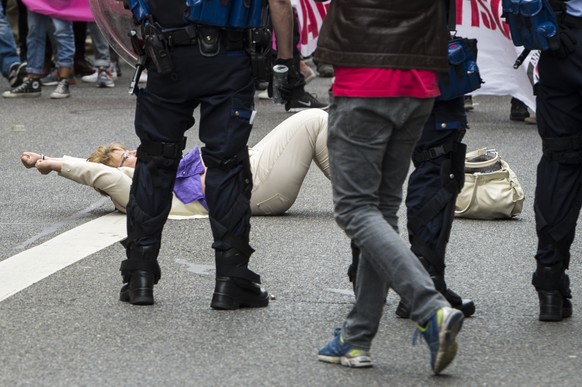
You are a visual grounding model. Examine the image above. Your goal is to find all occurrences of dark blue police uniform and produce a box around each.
[120,0,269,309]
[404,96,473,317]
[531,1,582,321]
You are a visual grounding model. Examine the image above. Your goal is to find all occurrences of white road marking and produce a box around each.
[0,212,126,302]
[14,197,110,250]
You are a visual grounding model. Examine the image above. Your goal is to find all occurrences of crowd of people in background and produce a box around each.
[0,0,331,110]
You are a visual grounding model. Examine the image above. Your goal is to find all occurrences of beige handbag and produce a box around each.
[455,148,525,219]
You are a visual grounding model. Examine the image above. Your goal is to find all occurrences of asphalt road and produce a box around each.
[1,63,581,387]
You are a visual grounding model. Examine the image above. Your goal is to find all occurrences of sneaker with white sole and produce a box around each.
[82,65,118,83]
[318,328,373,368]
[3,77,41,98]
[412,306,463,375]
[96,67,115,88]
[50,79,70,99]
[286,90,329,112]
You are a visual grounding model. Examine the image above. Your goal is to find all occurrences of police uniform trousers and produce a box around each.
[128,41,255,254]
[534,25,582,268]
[406,96,467,270]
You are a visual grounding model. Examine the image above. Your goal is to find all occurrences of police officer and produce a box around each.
[531,0,582,321]
[400,96,474,318]
[347,96,475,319]
[118,0,300,309]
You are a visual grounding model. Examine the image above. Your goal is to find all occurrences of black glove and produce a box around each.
[274,58,305,104]
[555,26,577,58]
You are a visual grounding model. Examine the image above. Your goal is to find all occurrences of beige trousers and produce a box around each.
[249,108,330,215]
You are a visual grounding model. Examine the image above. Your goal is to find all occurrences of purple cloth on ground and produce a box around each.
[173,146,208,210]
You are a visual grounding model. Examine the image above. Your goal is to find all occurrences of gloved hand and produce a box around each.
[555,26,577,58]
[274,58,305,105]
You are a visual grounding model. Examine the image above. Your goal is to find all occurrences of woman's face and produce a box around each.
[110,149,137,168]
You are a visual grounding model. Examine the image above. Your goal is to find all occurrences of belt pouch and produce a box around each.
[198,27,221,56]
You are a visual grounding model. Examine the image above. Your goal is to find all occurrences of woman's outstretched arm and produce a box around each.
[21,152,64,174]
[21,152,133,213]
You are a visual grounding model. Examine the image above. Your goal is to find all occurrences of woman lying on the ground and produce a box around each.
[21,109,330,219]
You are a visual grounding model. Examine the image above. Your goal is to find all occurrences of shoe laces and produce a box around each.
[300,90,319,103]
[412,325,426,346]
[54,79,69,94]
[11,77,33,92]
[412,310,443,347]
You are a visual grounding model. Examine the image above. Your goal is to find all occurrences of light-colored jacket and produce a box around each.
[58,156,209,219]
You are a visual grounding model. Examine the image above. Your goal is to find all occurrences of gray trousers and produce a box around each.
[327,97,449,350]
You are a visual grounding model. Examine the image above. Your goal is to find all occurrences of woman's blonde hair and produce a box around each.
[87,143,128,167]
[86,143,129,197]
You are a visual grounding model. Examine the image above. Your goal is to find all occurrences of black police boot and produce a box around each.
[395,257,475,318]
[510,97,530,121]
[211,249,269,310]
[532,262,573,321]
[119,244,161,305]
[119,271,155,305]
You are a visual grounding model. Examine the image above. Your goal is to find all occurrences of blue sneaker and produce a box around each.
[413,306,463,375]
[318,328,372,368]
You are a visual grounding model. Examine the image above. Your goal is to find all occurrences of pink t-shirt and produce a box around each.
[332,67,440,99]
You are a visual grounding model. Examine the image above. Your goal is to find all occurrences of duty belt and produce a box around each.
[161,26,245,50]
[162,25,198,47]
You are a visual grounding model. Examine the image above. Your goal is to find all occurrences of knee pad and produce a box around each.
[202,147,253,198]
[137,137,186,186]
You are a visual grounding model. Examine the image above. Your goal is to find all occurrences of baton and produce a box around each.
[128,29,147,95]
[513,49,531,69]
